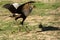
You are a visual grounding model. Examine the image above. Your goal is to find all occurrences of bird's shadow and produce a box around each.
[37,24,60,32]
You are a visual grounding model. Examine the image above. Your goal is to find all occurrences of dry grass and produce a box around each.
[0,0,60,40]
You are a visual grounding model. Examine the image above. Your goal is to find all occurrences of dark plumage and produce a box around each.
[3,1,35,25]
[3,3,20,17]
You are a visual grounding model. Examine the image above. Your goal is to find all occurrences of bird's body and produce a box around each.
[3,1,35,25]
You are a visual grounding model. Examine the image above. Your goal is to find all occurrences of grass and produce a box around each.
[0,1,13,5]
[34,2,60,9]
[0,1,60,40]
[31,2,60,16]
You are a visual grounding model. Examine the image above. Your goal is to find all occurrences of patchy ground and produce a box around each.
[0,1,60,40]
[0,15,60,40]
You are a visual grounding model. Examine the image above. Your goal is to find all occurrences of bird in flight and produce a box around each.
[3,1,35,25]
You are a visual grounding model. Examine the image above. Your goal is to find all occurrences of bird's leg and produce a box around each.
[20,17,30,32]
[14,17,19,25]
[15,17,19,20]
[14,14,21,25]
[15,14,21,20]
[20,17,26,25]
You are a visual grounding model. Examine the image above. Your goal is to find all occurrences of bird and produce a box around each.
[3,3,20,17]
[3,1,35,25]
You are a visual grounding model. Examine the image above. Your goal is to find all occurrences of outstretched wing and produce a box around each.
[3,3,19,13]
[17,1,35,15]
[12,3,20,9]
